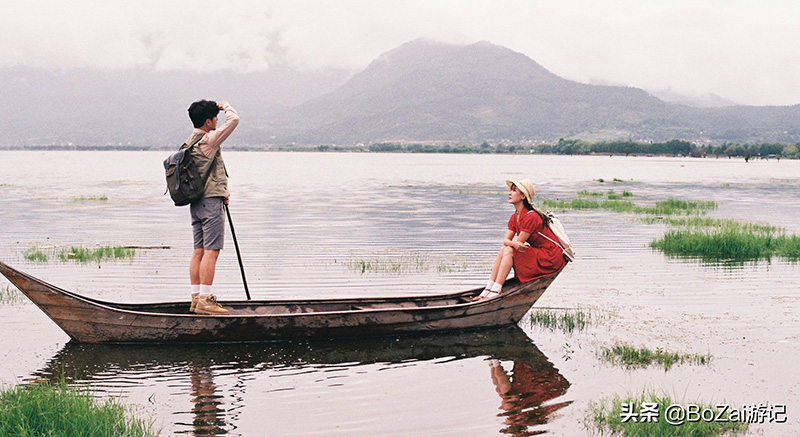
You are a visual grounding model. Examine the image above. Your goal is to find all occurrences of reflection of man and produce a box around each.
[488,359,572,433]
[189,364,226,434]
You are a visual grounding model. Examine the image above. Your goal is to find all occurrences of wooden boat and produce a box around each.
[0,260,559,344]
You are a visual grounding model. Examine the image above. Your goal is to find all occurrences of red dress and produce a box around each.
[508,208,567,282]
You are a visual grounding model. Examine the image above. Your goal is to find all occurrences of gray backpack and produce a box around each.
[163,136,213,206]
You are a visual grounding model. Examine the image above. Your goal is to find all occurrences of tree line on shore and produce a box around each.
[363,139,800,159]
[4,139,799,159]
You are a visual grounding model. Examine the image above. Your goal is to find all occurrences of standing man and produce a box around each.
[186,100,239,315]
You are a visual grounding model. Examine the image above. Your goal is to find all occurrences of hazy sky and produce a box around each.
[4,0,799,106]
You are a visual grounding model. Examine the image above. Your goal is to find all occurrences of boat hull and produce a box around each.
[0,261,558,343]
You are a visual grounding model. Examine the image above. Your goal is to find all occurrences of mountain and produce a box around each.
[248,40,800,145]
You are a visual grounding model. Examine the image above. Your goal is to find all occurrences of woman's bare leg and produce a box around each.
[488,246,505,283]
[494,246,514,287]
[476,247,515,301]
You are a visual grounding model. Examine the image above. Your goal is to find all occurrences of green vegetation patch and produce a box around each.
[59,246,135,263]
[586,390,748,436]
[649,219,800,262]
[344,252,427,274]
[600,343,711,371]
[72,195,109,202]
[0,284,26,305]
[539,197,716,216]
[338,250,475,275]
[0,380,156,436]
[578,189,633,199]
[542,189,800,262]
[23,245,136,263]
[530,308,593,333]
[23,247,49,263]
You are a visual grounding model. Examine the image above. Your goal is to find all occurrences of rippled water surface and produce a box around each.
[1,151,799,435]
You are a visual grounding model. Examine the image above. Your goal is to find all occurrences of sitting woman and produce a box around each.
[475,179,567,300]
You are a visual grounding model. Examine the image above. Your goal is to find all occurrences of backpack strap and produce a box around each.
[180,132,205,151]
[184,133,219,189]
[538,231,565,252]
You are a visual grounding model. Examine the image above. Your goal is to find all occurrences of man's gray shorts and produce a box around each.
[191,197,225,250]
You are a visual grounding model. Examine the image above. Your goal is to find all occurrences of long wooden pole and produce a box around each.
[224,204,251,300]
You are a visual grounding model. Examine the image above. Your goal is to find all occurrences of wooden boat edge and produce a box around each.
[0,260,557,320]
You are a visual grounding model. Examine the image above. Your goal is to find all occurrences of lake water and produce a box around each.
[1,151,799,435]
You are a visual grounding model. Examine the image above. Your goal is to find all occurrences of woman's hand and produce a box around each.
[513,231,532,252]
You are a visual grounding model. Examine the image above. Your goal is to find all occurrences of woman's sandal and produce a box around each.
[471,289,491,301]
[472,289,501,301]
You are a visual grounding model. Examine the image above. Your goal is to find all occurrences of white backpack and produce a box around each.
[536,210,575,262]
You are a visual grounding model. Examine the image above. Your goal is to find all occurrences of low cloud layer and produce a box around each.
[4,0,799,105]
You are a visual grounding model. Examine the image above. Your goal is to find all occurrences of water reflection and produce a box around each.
[188,364,226,435]
[31,326,570,436]
[490,360,572,436]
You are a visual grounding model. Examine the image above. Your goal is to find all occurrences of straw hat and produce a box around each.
[506,179,536,201]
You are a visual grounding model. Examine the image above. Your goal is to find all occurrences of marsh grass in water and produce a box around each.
[586,390,748,436]
[648,218,800,262]
[344,253,427,274]
[0,380,156,436]
[59,246,136,263]
[577,189,633,199]
[23,245,136,264]
[530,308,594,333]
[543,190,800,261]
[600,343,711,371]
[640,216,779,233]
[23,247,49,263]
[0,284,26,305]
[538,197,716,216]
[338,250,476,275]
[72,195,109,202]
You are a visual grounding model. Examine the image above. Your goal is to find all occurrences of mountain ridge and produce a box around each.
[3,39,800,147]
[251,39,800,145]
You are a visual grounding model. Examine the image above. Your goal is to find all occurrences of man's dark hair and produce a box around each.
[188,100,219,128]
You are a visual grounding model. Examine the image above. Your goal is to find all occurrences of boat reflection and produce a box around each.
[31,326,570,436]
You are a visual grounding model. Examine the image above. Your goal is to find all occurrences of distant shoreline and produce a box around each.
[1,139,797,160]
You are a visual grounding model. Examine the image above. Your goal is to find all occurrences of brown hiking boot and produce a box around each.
[194,294,229,315]
[189,292,200,313]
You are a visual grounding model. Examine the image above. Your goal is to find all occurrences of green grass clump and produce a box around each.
[23,247,49,263]
[0,380,156,436]
[540,188,714,216]
[530,308,592,333]
[600,344,711,371]
[587,390,748,436]
[539,197,715,216]
[648,199,717,215]
[608,190,634,200]
[58,246,135,263]
[345,252,427,274]
[73,196,109,202]
[22,245,135,264]
[577,190,633,199]
[0,284,26,305]
[340,251,477,275]
[650,224,800,262]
